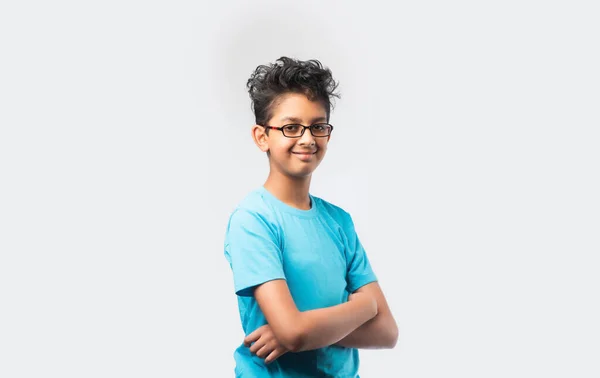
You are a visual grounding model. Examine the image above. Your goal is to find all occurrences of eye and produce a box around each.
[283,124,301,132]
[312,124,325,131]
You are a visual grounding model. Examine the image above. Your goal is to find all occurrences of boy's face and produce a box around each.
[252,92,330,179]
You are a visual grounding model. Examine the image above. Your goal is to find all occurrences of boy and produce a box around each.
[224,57,398,377]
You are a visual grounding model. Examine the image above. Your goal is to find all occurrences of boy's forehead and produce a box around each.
[279,115,328,124]
[271,93,327,124]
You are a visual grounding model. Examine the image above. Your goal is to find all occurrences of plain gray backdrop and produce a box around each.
[1,0,598,377]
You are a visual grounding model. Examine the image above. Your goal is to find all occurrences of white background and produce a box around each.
[1,0,599,377]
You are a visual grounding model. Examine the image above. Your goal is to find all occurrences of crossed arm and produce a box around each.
[335,281,399,349]
[244,279,398,363]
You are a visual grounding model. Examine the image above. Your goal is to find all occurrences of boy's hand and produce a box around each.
[244,324,289,364]
[348,291,378,316]
[348,291,377,315]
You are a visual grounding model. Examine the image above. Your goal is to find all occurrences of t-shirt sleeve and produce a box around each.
[345,213,378,293]
[224,208,286,297]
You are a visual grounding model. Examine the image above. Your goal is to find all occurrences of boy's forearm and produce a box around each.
[335,313,398,349]
[293,297,377,352]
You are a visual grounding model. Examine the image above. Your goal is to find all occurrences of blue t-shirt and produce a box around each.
[224,186,377,378]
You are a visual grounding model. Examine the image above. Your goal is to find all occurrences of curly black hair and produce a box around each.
[246,57,341,132]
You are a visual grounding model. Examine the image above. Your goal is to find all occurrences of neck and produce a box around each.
[263,171,312,210]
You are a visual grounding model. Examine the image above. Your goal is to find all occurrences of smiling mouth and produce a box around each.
[292,151,316,161]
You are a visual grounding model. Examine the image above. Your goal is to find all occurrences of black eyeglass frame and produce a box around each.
[259,123,334,138]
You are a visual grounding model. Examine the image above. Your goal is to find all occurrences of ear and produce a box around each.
[251,124,269,153]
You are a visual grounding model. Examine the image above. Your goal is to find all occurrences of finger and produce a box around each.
[249,338,265,354]
[244,331,259,347]
[255,342,273,358]
[265,347,288,365]
[244,326,265,346]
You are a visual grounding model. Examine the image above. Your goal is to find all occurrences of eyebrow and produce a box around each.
[280,116,327,124]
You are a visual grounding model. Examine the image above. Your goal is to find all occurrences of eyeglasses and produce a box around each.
[260,123,334,138]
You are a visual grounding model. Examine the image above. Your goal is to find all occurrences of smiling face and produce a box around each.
[252,92,331,179]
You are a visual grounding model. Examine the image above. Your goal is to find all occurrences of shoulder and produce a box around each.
[225,188,280,233]
[312,194,354,227]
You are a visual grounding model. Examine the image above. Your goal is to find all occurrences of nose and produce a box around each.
[298,127,316,146]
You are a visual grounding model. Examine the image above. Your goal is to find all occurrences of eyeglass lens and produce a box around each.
[282,124,332,137]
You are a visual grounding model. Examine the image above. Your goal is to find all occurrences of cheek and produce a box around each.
[318,141,328,153]
[270,142,295,157]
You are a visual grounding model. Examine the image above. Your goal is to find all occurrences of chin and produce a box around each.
[286,168,314,179]
[291,170,313,178]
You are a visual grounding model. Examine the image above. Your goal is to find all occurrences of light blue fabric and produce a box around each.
[224,186,377,377]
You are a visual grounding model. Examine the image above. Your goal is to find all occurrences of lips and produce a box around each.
[292,151,316,161]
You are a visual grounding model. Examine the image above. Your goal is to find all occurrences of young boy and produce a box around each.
[223,57,398,377]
